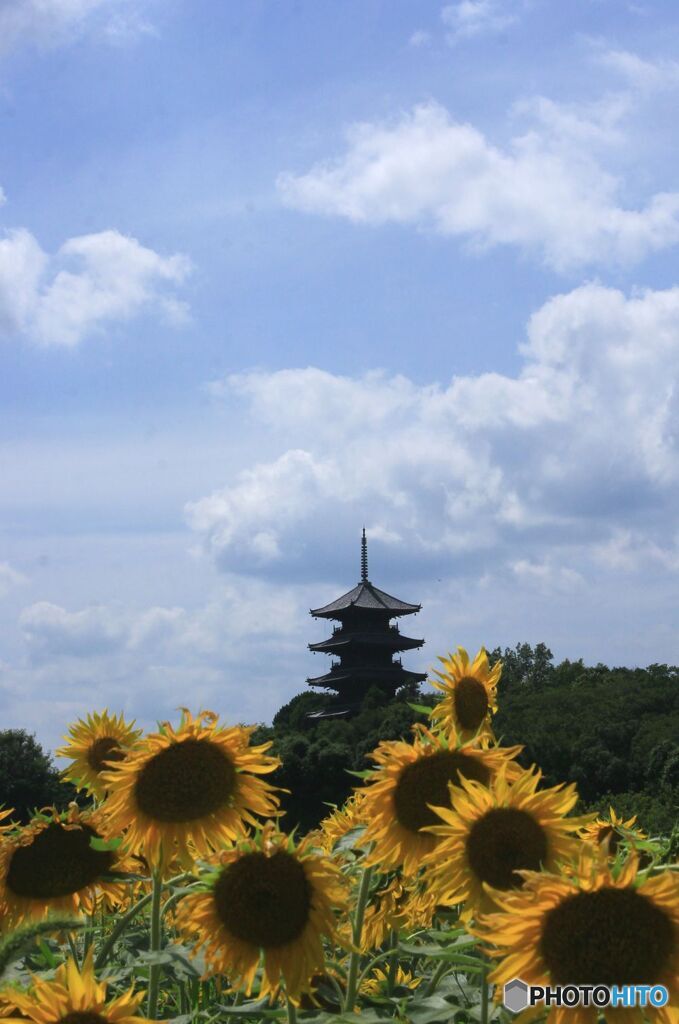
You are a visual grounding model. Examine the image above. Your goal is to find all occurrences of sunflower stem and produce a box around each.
[66,932,80,967]
[342,864,373,1013]
[94,872,193,971]
[386,929,399,996]
[147,868,164,1020]
[286,994,298,1024]
[480,962,490,1024]
[424,959,450,997]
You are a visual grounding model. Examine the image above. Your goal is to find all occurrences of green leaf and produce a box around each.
[89,835,122,852]
[333,825,367,852]
[404,995,458,1024]
[408,703,434,715]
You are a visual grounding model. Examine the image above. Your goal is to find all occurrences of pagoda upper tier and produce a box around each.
[306,529,426,704]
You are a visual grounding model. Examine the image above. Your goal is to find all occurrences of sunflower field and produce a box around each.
[0,647,677,1024]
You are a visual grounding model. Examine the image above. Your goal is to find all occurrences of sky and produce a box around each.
[2,0,679,752]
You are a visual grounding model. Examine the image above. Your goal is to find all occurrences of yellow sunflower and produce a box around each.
[57,709,142,799]
[429,646,501,741]
[580,805,647,856]
[423,766,591,920]
[174,822,349,1005]
[473,848,679,1024]
[100,709,281,873]
[0,805,135,926]
[360,872,438,951]
[361,965,422,997]
[360,724,523,875]
[1,949,147,1023]
[311,790,368,854]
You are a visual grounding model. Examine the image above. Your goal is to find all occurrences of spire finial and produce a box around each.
[361,526,368,582]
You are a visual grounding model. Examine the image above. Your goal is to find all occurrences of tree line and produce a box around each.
[1,643,677,834]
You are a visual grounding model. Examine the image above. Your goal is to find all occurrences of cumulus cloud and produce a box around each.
[0,227,190,346]
[597,48,679,92]
[193,283,679,582]
[278,100,679,271]
[0,0,154,56]
[0,562,28,598]
[441,1,518,41]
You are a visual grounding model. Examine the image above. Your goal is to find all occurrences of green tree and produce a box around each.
[0,729,77,823]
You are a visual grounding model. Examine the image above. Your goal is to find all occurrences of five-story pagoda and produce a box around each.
[306,529,426,715]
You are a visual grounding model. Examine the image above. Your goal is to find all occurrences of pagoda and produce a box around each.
[306,529,426,714]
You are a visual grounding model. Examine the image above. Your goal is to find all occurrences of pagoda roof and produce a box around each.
[306,665,427,687]
[310,580,421,618]
[308,631,424,654]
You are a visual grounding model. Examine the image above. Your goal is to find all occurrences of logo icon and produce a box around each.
[503,979,529,1012]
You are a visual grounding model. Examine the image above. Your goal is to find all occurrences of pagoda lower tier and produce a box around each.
[307,663,426,702]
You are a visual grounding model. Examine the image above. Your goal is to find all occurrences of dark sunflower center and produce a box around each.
[87,737,125,773]
[213,850,311,948]
[134,738,236,822]
[540,887,675,985]
[394,751,491,833]
[465,808,548,889]
[454,676,489,731]
[59,1015,108,1024]
[596,824,620,855]
[6,823,114,900]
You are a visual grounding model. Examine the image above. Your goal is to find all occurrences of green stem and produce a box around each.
[480,963,489,1024]
[146,869,164,1020]
[342,864,374,1013]
[355,946,400,995]
[94,872,194,970]
[386,929,399,996]
[67,932,80,966]
[424,959,450,997]
[286,994,298,1024]
[94,890,154,970]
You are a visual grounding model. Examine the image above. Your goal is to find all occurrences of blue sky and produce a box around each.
[2,0,679,751]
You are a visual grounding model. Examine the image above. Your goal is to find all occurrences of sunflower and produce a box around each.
[360,872,438,951]
[311,791,368,855]
[579,805,647,856]
[473,848,679,1024]
[0,805,135,926]
[100,709,281,873]
[423,766,590,920]
[1,949,147,1023]
[361,965,422,998]
[360,724,523,875]
[57,710,142,800]
[174,822,349,1004]
[429,646,501,741]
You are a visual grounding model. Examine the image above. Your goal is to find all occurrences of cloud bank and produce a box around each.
[279,101,679,271]
[191,282,679,581]
[0,228,190,346]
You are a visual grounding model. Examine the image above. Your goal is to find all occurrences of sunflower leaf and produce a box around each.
[89,835,123,852]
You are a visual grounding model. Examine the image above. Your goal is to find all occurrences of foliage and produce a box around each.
[488,644,679,835]
[252,683,432,832]
[0,729,78,823]
[254,645,678,835]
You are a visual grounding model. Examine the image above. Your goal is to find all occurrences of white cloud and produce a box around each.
[597,48,679,92]
[0,227,190,346]
[20,601,128,659]
[441,1,518,41]
[195,282,679,580]
[0,562,29,598]
[0,0,155,56]
[278,100,679,271]
[409,30,432,48]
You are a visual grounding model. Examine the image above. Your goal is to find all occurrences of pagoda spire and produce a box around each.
[307,529,426,714]
[361,526,368,582]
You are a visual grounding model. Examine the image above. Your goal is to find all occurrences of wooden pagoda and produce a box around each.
[306,529,425,715]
